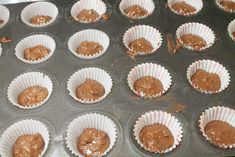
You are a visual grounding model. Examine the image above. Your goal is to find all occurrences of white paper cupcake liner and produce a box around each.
[123,25,163,55]
[21,2,58,27]
[216,0,235,13]
[167,0,203,16]
[71,0,106,23]
[0,119,50,157]
[134,110,183,153]
[0,44,2,57]
[119,0,155,19]
[15,34,56,64]
[68,29,110,59]
[65,113,117,157]
[127,63,172,98]
[7,71,53,109]
[0,5,10,29]
[176,22,215,51]
[67,67,113,104]
[186,59,230,94]
[199,106,235,148]
[228,19,235,41]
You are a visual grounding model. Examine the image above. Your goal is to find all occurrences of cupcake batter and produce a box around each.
[232,31,235,39]
[171,1,196,15]
[128,38,153,54]
[0,19,4,25]
[24,45,50,61]
[77,41,103,55]
[76,79,105,101]
[134,76,163,98]
[219,0,235,11]
[180,34,207,51]
[77,128,110,157]
[140,123,174,153]
[18,85,49,106]
[13,133,44,157]
[30,15,52,25]
[191,69,221,92]
[205,120,235,145]
[77,9,100,23]
[124,5,148,19]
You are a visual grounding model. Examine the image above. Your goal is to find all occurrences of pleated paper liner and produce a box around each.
[127,63,172,98]
[65,113,117,157]
[7,71,53,109]
[186,59,230,94]
[68,29,110,59]
[0,5,10,28]
[228,19,235,41]
[15,34,56,64]
[21,2,58,27]
[71,0,106,23]
[0,119,50,157]
[215,0,235,13]
[0,44,2,57]
[199,106,235,148]
[67,67,113,104]
[134,110,183,154]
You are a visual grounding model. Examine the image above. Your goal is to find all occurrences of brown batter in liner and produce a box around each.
[219,0,235,11]
[24,45,50,61]
[180,34,207,51]
[124,5,148,19]
[30,15,52,25]
[0,19,4,25]
[171,1,196,15]
[77,9,100,23]
[77,41,103,56]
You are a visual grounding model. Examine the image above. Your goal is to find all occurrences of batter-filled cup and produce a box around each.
[186,59,230,94]
[215,0,235,13]
[65,113,117,157]
[0,119,50,157]
[7,71,53,109]
[15,34,56,64]
[68,29,110,59]
[134,110,183,153]
[228,19,235,41]
[21,2,58,27]
[127,63,172,99]
[0,5,10,28]
[119,0,155,19]
[199,106,235,148]
[67,67,113,104]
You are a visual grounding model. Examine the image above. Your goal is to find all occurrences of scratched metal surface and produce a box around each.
[0,0,235,157]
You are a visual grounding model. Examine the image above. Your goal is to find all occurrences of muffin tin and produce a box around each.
[0,0,235,157]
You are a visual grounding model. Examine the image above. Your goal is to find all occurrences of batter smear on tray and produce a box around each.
[219,0,235,11]
[171,1,196,15]
[77,9,100,23]
[140,123,174,153]
[13,133,44,157]
[24,45,50,61]
[30,15,52,25]
[128,38,153,58]
[77,41,103,56]
[77,128,110,157]
[124,5,148,19]
[180,34,207,51]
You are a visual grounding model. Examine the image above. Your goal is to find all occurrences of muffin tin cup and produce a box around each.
[167,0,203,16]
[133,110,183,154]
[0,5,10,29]
[67,67,113,104]
[228,19,235,41]
[21,2,58,27]
[215,0,235,13]
[71,0,107,23]
[123,25,163,55]
[65,113,117,157]
[176,22,216,51]
[7,71,53,109]
[0,119,50,157]
[127,63,172,99]
[119,0,155,19]
[15,34,56,64]
[199,106,235,148]
[186,59,230,94]
[68,29,110,59]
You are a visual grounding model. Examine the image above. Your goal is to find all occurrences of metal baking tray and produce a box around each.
[0,0,235,156]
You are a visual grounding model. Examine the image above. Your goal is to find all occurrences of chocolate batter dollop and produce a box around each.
[77,41,103,56]
[30,15,52,25]
[77,9,100,23]
[24,45,50,61]
[128,38,153,58]
[180,34,207,51]
[191,69,221,92]
[0,19,4,25]
[134,76,164,98]
[76,79,105,101]
[219,0,235,11]
[13,133,44,157]
[77,128,110,157]
[232,31,235,39]
[140,123,174,153]
[171,1,196,15]
[124,5,148,19]
[205,120,235,145]
[18,85,49,106]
